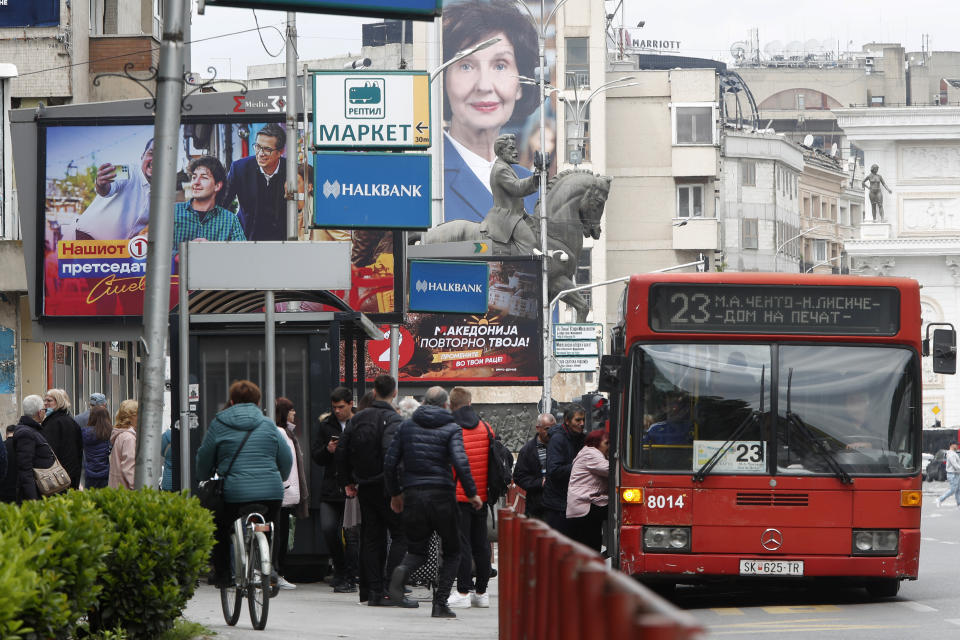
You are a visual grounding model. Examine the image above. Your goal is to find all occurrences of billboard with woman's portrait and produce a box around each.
[441,0,557,224]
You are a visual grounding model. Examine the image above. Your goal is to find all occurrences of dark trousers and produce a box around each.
[213,500,281,580]
[567,504,608,553]
[396,486,461,604]
[319,501,348,582]
[274,506,294,576]
[456,502,491,595]
[544,507,570,537]
[357,482,406,595]
[85,476,108,489]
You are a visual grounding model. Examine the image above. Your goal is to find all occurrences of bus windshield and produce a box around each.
[626,343,919,476]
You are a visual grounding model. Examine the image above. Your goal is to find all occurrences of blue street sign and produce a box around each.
[408,260,489,314]
[203,0,441,20]
[313,152,431,229]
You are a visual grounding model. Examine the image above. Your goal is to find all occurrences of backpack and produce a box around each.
[345,407,392,483]
[482,421,513,505]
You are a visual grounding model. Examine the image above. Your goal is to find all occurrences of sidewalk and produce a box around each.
[182,580,500,639]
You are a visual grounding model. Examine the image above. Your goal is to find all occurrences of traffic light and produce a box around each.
[580,393,609,431]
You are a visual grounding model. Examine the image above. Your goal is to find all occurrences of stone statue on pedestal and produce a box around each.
[862,164,892,222]
[479,134,541,256]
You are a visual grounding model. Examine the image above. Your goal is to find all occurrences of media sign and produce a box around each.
[312,71,431,149]
[408,260,489,314]
[202,0,441,20]
[312,152,431,229]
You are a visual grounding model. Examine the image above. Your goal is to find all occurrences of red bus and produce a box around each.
[599,272,956,598]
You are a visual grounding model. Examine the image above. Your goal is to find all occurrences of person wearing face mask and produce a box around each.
[41,388,83,490]
[11,395,61,501]
[442,0,541,224]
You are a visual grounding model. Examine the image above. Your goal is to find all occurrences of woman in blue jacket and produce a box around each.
[81,406,112,488]
[196,380,293,587]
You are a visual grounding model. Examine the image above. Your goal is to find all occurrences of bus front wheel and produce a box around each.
[865,578,899,598]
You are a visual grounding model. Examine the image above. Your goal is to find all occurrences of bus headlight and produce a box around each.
[852,529,899,556]
[643,526,691,553]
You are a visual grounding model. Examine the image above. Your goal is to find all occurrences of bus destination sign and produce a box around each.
[649,284,900,335]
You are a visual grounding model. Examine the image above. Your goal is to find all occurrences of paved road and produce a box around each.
[669,479,960,639]
[183,579,500,639]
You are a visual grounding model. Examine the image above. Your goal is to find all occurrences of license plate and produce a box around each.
[739,559,804,576]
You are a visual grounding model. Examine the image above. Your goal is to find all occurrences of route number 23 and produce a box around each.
[647,494,684,509]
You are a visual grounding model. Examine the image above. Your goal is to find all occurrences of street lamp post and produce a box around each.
[561,74,637,165]
[774,224,826,272]
[512,0,571,415]
[805,254,842,273]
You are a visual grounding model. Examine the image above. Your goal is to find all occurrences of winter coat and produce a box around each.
[0,431,6,481]
[161,429,174,491]
[0,436,17,503]
[335,400,402,487]
[541,424,585,512]
[195,403,293,504]
[311,411,349,501]
[513,435,547,517]
[41,409,83,490]
[565,446,609,518]
[81,426,111,480]
[451,405,490,503]
[108,427,136,490]
[279,423,310,518]
[383,404,477,498]
[12,416,57,501]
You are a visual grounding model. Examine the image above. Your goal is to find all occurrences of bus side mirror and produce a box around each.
[932,328,957,375]
[598,355,625,393]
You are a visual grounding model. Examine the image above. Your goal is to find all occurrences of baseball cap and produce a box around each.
[90,393,107,406]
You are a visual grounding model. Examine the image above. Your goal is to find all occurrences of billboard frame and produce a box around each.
[202,0,442,20]
[15,89,405,338]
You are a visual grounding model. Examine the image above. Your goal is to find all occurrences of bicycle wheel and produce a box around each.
[221,532,243,626]
[247,532,271,630]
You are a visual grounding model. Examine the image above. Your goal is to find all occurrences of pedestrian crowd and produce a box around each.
[1,390,141,503]
[0,377,610,623]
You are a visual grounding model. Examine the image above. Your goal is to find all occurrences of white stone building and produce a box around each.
[836,106,960,428]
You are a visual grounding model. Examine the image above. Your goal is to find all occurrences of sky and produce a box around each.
[190,0,960,79]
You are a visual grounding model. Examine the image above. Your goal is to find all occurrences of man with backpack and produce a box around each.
[335,374,407,607]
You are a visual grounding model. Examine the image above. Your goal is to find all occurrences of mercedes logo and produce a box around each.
[760,528,783,551]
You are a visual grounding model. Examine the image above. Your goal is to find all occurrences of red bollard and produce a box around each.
[557,548,583,640]
[498,509,515,640]
[577,562,608,638]
[533,530,556,640]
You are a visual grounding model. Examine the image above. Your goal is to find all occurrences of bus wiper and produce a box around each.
[693,365,765,483]
[784,368,852,485]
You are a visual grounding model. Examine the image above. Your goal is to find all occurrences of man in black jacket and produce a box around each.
[384,386,483,619]
[541,404,586,535]
[336,374,406,606]
[512,413,556,520]
[311,386,358,593]
[12,395,58,501]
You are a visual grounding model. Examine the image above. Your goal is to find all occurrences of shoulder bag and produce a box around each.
[197,428,254,513]
[34,442,72,496]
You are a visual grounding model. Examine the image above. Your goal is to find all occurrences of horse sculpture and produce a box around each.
[414,169,612,322]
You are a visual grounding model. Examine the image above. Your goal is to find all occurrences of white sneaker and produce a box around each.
[471,592,490,608]
[277,576,297,590]
[446,591,472,609]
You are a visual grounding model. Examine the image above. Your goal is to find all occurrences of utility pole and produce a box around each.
[135,0,186,489]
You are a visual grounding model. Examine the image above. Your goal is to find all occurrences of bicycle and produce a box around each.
[220,504,275,630]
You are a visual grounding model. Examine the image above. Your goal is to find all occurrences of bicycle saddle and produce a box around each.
[238,503,269,520]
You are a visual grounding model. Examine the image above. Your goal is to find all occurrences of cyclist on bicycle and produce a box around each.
[197,380,293,587]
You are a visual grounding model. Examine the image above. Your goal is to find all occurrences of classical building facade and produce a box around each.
[837,106,960,428]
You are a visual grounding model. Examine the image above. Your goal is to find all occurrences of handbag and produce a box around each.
[197,428,254,512]
[34,443,71,496]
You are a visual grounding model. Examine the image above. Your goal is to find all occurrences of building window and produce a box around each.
[797,93,805,110]
[870,95,885,106]
[813,239,827,262]
[677,184,704,217]
[565,37,590,89]
[742,218,758,249]
[565,102,589,164]
[673,105,714,145]
[741,161,756,187]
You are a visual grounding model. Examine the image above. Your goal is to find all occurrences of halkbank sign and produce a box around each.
[311,70,432,149]
[312,152,431,229]
[408,260,490,314]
